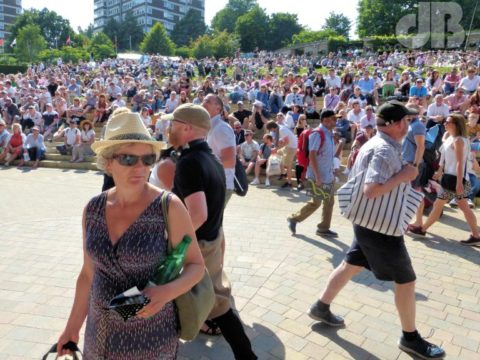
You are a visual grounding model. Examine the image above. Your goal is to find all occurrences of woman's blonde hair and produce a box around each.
[12,123,22,133]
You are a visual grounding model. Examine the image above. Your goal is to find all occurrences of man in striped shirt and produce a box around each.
[308,101,445,360]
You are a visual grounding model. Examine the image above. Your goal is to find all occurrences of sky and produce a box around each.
[22,0,359,37]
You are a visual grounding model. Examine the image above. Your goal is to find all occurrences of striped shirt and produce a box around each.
[338,131,423,236]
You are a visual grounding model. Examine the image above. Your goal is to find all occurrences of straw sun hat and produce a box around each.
[91,111,166,155]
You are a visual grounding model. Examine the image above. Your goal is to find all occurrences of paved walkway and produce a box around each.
[0,167,479,359]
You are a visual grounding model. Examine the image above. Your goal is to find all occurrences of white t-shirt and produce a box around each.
[347,109,365,125]
[240,140,260,160]
[426,103,449,118]
[459,76,480,92]
[279,125,297,149]
[65,127,80,146]
[207,114,236,190]
[359,114,376,130]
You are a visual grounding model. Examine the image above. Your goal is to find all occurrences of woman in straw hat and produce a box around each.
[56,108,205,359]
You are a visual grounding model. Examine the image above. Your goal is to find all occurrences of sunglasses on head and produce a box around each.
[112,153,157,167]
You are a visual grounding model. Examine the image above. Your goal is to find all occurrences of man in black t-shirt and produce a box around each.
[165,103,257,360]
[232,101,252,127]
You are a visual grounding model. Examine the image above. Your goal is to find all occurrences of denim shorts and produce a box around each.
[345,225,416,284]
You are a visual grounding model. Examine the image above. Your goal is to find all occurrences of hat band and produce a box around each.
[109,133,154,141]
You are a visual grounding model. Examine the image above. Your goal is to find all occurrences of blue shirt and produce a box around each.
[409,86,428,98]
[402,117,426,163]
[358,78,375,94]
[306,125,335,183]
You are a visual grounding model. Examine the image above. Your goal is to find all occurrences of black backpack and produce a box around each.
[423,124,444,166]
[234,157,248,196]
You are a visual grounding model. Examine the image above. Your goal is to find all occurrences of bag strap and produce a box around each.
[42,341,82,360]
[160,190,172,253]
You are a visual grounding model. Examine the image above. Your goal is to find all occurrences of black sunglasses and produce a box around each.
[112,154,157,167]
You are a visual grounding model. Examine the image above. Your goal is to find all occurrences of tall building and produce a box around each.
[0,0,22,43]
[94,0,205,34]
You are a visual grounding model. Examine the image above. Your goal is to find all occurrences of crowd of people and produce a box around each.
[2,48,480,359]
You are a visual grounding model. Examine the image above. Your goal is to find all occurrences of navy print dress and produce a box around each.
[84,192,178,359]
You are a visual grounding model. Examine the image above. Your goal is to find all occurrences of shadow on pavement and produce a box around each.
[179,322,284,360]
[311,322,382,360]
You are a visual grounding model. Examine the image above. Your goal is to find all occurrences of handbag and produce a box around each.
[266,154,282,176]
[42,341,82,360]
[337,169,424,236]
[161,192,215,341]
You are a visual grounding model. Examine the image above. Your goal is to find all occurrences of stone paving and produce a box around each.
[0,167,479,360]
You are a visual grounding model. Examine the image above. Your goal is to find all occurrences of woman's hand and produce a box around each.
[138,285,170,319]
[456,181,464,195]
[432,170,442,181]
[56,328,80,356]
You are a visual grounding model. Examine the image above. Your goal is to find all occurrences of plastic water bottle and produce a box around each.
[23,150,30,161]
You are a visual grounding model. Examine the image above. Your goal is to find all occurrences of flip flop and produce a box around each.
[200,319,222,336]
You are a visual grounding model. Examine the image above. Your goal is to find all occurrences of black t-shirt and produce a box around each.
[233,109,252,125]
[173,140,226,241]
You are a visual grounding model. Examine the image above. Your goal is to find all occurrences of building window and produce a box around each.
[146,17,152,25]
[16,8,21,14]
[146,6,152,14]
[165,1,174,10]
[16,0,22,5]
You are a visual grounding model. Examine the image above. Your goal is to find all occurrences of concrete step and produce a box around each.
[3,159,98,171]
[45,153,96,162]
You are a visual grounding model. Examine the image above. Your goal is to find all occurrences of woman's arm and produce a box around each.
[140,195,204,318]
[57,207,94,355]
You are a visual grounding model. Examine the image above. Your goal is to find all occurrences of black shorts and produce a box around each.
[345,225,416,284]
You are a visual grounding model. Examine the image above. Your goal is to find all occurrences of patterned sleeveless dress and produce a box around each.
[84,191,178,359]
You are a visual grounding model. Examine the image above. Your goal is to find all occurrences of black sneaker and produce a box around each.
[316,229,338,237]
[460,235,480,247]
[281,182,292,189]
[287,218,297,235]
[398,335,445,359]
[308,301,344,326]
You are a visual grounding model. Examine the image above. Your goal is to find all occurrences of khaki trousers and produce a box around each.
[290,183,335,231]
[198,227,232,319]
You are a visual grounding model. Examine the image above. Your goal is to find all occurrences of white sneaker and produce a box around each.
[449,198,458,208]
[468,199,475,208]
[265,178,270,187]
[250,178,260,185]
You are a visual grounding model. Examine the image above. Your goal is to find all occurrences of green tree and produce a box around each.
[103,17,121,51]
[235,5,269,51]
[78,24,95,38]
[120,11,144,51]
[267,13,303,50]
[211,31,239,58]
[356,0,418,38]
[15,24,47,62]
[211,0,258,33]
[140,22,175,55]
[8,8,74,49]
[171,9,207,47]
[322,12,352,39]
[291,29,339,45]
[192,35,215,58]
[89,32,116,60]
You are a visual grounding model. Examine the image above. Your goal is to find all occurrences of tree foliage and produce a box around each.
[266,13,303,50]
[235,5,269,52]
[191,31,238,59]
[103,11,144,51]
[139,22,175,55]
[171,9,206,47]
[211,0,258,33]
[15,24,47,62]
[291,29,339,45]
[89,32,116,60]
[322,12,352,39]
[78,24,95,39]
[8,8,74,49]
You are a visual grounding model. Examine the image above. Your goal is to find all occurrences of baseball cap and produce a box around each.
[320,109,336,120]
[376,100,418,126]
[237,100,243,105]
[162,103,211,131]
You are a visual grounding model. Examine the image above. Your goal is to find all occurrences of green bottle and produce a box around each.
[151,235,192,285]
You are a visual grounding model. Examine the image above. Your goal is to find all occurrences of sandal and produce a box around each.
[200,319,222,336]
